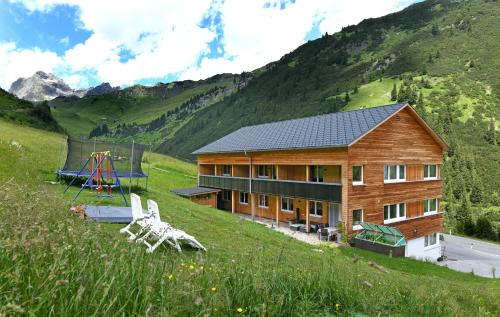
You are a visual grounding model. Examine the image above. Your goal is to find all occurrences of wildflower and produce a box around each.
[167,274,173,280]
[189,265,195,270]
[335,303,341,310]
[180,262,185,267]
[236,307,244,313]
[211,287,217,292]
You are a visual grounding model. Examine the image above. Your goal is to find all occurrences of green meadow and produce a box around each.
[0,119,499,316]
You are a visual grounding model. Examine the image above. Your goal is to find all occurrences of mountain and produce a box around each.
[9,71,82,102]
[0,87,61,131]
[85,82,120,97]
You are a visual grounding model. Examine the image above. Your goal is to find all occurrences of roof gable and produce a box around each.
[193,103,420,155]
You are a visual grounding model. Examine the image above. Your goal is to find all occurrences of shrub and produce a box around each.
[474,217,496,240]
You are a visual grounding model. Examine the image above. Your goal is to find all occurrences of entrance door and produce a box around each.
[329,203,341,227]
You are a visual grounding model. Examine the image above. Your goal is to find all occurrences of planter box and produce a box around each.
[352,237,405,257]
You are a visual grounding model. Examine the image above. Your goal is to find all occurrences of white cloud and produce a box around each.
[0,42,61,89]
[7,0,418,87]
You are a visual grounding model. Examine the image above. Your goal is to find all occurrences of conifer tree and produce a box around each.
[390,83,397,101]
[416,91,424,113]
[344,92,350,103]
[486,117,496,145]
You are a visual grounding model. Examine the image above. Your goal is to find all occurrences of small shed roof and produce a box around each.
[171,187,220,197]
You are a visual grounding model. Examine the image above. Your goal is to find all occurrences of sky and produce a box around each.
[0,0,420,90]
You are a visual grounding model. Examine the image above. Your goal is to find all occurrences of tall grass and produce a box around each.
[0,120,499,316]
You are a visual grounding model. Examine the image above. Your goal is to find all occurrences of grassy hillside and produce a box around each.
[1,120,499,316]
[161,0,499,160]
[50,73,250,144]
[0,88,61,132]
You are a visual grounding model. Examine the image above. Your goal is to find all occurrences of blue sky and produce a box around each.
[0,0,418,89]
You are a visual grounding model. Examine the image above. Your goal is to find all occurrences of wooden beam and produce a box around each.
[214,164,218,176]
[305,165,310,182]
[306,199,310,233]
[276,195,280,228]
[231,190,236,214]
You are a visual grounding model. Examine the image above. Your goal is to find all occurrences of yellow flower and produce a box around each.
[200,266,204,270]
[236,307,244,313]
[189,265,195,270]
[167,274,173,280]
[211,287,217,292]
[335,303,340,310]
[180,263,185,267]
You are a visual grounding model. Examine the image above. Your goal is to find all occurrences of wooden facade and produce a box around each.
[190,105,446,244]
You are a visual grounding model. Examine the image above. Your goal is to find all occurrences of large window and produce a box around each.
[309,166,324,182]
[424,164,438,180]
[222,165,232,176]
[257,165,276,179]
[258,194,269,208]
[352,165,363,185]
[352,209,363,229]
[309,201,323,217]
[281,197,293,212]
[424,233,438,247]
[222,190,231,201]
[239,192,249,205]
[384,203,406,223]
[384,165,406,183]
[424,198,437,214]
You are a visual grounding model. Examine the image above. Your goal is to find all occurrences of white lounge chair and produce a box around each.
[119,193,152,240]
[137,199,206,253]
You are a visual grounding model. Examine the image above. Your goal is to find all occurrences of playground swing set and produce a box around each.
[57,137,151,206]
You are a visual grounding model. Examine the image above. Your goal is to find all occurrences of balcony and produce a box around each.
[199,175,341,202]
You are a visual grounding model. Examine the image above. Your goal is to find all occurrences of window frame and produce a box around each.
[308,200,323,217]
[258,194,269,208]
[239,192,249,205]
[221,164,232,176]
[424,233,439,248]
[424,164,438,180]
[352,165,363,185]
[424,198,438,215]
[310,165,324,183]
[384,164,406,183]
[352,209,363,230]
[222,190,231,201]
[383,203,406,224]
[281,197,294,213]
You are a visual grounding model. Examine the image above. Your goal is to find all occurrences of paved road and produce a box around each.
[438,234,500,278]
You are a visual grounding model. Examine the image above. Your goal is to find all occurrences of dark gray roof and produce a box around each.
[193,103,407,154]
[171,187,220,197]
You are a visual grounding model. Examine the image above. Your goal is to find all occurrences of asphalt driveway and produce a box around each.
[438,234,500,278]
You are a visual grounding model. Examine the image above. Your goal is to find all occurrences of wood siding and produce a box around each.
[347,107,445,238]
[190,193,217,208]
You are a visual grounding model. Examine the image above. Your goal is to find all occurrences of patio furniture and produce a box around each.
[289,221,302,231]
[119,193,153,240]
[318,228,329,241]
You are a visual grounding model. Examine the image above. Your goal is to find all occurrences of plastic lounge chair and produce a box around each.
[119,193,152,240]
[137,200,206,253]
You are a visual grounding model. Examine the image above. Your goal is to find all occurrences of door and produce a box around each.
[329,203,341,227]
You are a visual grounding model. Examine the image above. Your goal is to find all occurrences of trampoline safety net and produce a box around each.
[57,137,148,178]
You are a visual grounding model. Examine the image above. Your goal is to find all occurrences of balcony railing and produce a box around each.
[199,175,341,202]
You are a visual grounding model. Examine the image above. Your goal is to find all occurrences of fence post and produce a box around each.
[129,140,134,194]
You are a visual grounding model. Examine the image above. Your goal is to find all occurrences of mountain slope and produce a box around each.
[160,0,499,160]
[0,88,61,132]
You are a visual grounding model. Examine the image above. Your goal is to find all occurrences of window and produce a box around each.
[239,192,249,204]
[424,164,438,180]
[258,194,269,208]
[424,233,438,247]
[222,165,232,176]
[384,203,406,223]
[309,201,323,217]
[222,190,231,201]
[281,197,293,212]
[424,198,437,214]
[384,165,406,182]
[257,165,276,179]
[352,165,363,185]
[352,209,363,230]
[309,166,324,182]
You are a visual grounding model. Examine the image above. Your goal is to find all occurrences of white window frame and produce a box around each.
[424,164,438,180]
[308,200,323,217]
[424,198,438,215]
[310,166,324,183]
[352,209,363,230]
[384,164,406,183]
[257,165,274,179]
[239,192,248,205]
[424,233,439,248]
[258,194,269,208]
[281,197,293,213]
[384,203,406,224]
[221,164,232,176]
[352,165,363,185]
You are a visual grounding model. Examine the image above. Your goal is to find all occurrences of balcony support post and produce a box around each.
[306,199,310,233]
[275,195,280,228]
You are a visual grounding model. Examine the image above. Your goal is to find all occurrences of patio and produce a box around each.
[237,212,340,246]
